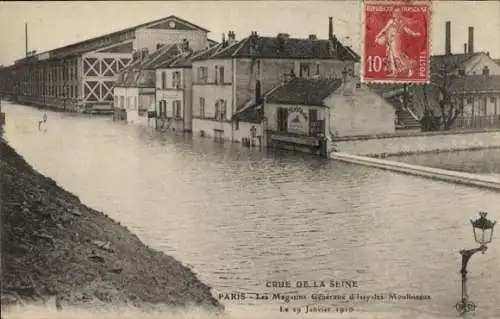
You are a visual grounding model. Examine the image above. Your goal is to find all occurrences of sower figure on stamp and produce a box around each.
[375,8,421,77]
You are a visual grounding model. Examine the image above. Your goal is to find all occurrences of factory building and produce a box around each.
[0,16,211,113]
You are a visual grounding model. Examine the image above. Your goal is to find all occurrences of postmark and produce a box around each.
[361,0,431,84]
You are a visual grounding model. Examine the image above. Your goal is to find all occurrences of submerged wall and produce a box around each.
[332,129,500,157]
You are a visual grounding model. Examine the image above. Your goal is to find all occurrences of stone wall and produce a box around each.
[333,129,500,156]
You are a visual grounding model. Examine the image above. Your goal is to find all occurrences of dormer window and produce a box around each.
[482,66,490,76]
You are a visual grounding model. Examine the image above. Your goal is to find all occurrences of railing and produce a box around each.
[455,115,500,129]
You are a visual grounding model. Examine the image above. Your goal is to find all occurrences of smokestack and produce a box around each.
[464,43,467,54]
[468,26,474,54]
[328,17,333,40]
[445,21,451,55]
[25,22,28,57]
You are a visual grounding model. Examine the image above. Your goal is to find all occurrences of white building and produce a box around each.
[154,43,216,132]
[191,19,359,142]
[262,75,395,156]
[113,44,183,125]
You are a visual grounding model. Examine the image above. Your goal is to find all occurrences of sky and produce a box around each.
[0,1,498,66]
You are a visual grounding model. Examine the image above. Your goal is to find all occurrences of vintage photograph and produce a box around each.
[0,1,499,318]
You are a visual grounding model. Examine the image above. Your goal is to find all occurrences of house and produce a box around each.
[113,43,182,125]
[0,15,210,112]
[372,21,500,130]
[191,17,359,142]
[450,74,500,129]
[154,42,216,132]
[262,74,395,156]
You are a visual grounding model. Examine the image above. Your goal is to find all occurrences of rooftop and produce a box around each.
[15,15,209,64]
[115,44,182,87]
[266,78,343,106]
[206,33,359,61]
[155,45,220,69]
[232,102,263,124]
[449,75,500,93]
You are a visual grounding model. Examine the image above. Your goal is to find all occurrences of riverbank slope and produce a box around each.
[0,138,222,312]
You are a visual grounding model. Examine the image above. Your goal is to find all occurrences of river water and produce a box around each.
[2,102,500,319]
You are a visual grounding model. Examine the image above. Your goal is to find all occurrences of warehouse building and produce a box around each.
[0,16,211,113]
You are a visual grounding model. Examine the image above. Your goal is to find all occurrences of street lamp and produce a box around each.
[456,212,496,314]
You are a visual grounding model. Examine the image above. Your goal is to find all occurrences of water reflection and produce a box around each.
[2,102,500,318]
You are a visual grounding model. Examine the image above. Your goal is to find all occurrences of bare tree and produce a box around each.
[420,59,464,131]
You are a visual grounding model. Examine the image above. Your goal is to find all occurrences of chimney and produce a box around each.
[249,31,259,55]
[182,39,190,51]
[222,33,226,47]
[464,43,467,53]
[468,26,474,54]
[227,31,236,45]
[308,34,317,41]
[328,17,333,40]
[445,21,451,55]
[276,35,286,53]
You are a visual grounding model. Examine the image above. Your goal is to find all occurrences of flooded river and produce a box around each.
[2,102,500,319]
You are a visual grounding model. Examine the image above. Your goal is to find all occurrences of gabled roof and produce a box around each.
[142,44,183,69]
[370,52,487,100]
[191,43,227,61]
[115,44,182,87]
[430,52,481,73]
[232,102,263,123]
[449,75,500,93]
[266,78,343,106]
[155,45,219,69]
[208,34,359,61]
[14,15,209,64]
[208,39,219,46]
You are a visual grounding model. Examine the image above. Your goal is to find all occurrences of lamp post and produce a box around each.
[456,212,496,314]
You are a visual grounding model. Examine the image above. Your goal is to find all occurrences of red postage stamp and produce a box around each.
[362,0,431,84]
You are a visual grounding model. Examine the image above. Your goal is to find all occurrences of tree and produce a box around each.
[419,58,464,131]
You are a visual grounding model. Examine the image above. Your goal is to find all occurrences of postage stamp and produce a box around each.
[362,0,431,84]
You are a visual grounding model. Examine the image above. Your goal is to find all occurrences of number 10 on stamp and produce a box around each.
[362,0,431,84]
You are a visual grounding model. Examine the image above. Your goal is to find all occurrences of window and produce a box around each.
[126,97,130,109]
[215,99,227,121]
[219,66,224,84]
[174,100,181,118]
[172,71,181,89]
[198,67,208,83]
[466,96,473,104]
[161,72,166,89]
[483,66,490,76]
[159,100,167,117]
[120,96,124,109]
[491,97,497,104]
[299,63,311,78]
[199,97,205,118]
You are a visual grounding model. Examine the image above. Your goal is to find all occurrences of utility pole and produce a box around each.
[25,22,28,57]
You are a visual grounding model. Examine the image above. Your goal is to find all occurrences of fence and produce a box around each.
[454,116,500,129]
